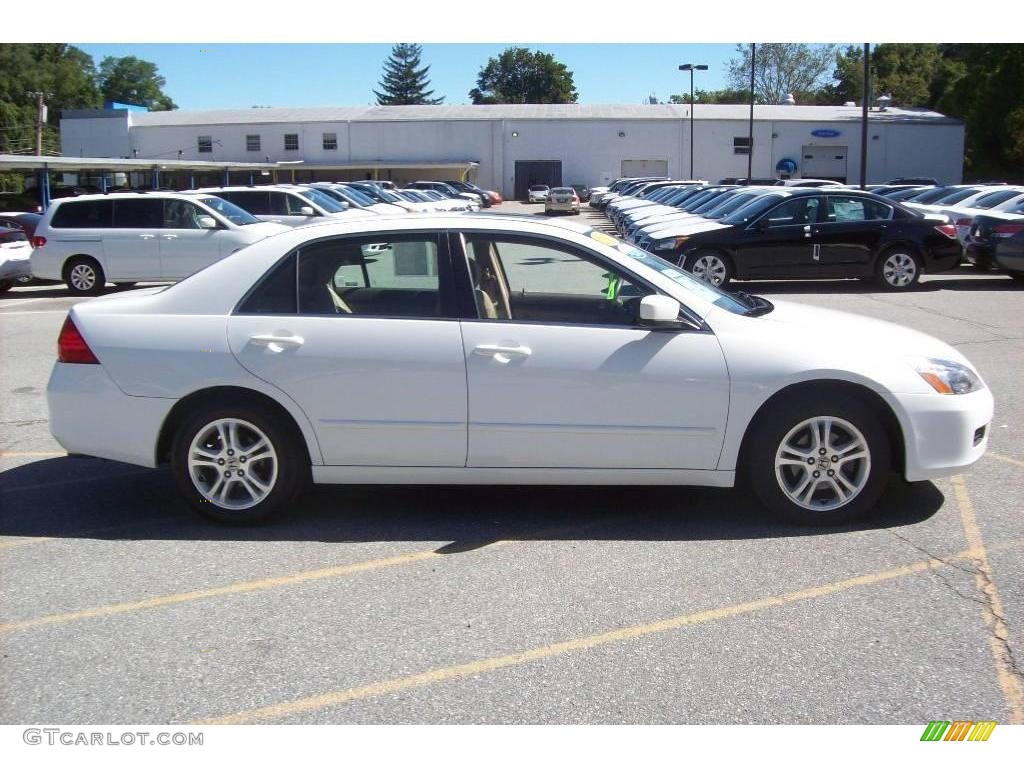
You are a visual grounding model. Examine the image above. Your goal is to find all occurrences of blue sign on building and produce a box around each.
[811,129,841,138]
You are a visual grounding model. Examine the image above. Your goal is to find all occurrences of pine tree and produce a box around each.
[374,44,444,106]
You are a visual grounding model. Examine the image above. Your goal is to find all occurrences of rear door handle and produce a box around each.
[249,333,304,351]
[473,343,531,363]
[803,225,812,238]
[162,234,178,239]
[139,234,156,239]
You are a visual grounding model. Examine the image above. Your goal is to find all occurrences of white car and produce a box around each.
[197,185,377,227]
[0,226,33,292]
[30,192,290,294]
[527,185,550,203]
[47,215,993,527]
[305,183,408,216]
[939,187,1024,242]
[544,187,581,214]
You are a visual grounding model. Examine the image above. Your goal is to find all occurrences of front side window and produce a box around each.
[297,235,442,318]
[197,136,213,153]
[322,132,338,150]
[461,235,652,326]
[274,192,316,216]
[825,196,893,223]
[284,133,299,151]
[219,191,271,216]
[193,196,260,225]
[246,134,261,152]
[759,196,821,228]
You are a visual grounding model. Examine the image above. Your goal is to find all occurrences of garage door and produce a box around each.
[801,146,848,182]
[514,161,562,201]
[620,159,668,178]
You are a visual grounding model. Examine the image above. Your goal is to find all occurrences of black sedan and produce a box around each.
[646,188,962,290]
[964,209,1024,279]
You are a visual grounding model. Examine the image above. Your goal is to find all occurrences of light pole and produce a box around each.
[678,64,708,179]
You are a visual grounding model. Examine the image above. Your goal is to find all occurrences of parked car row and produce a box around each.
[22,180,503,294]
[595,178,966,290]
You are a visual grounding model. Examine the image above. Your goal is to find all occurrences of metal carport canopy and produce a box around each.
[0,154,279,173]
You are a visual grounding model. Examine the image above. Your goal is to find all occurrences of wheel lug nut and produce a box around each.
[224,471,231,478]
[217,458,225,465]
[827,470,835,477]
[239,456,246,463]
[819,448,827,455]
[807,458,815,465]
[813,471,820,478]
[832,456,839,462]
[227,449,235,456]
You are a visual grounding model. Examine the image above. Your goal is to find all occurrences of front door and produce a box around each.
[159,199,228,279]
[733,195,823,278]
[454,233,730,469]
[104,198,164,280]
[228,232,468,467]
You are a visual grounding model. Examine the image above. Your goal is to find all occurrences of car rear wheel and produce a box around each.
[171,403,309,524]
[876,248,922,290]
[1008,271,1024,283]
[683,250,733,288]
[0,279,12,294]
[746,393,891,526]
[64,256,105,295]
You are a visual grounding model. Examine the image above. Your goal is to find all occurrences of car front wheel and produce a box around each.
[746,393,891,526]
[171,403,309,524]
[683,250,733,288]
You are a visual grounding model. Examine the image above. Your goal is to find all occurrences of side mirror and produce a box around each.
[300,206,316,216]
[197,215,218,229]
[639,294,682,326]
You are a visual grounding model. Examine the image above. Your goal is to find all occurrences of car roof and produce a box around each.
[48,191,217,203]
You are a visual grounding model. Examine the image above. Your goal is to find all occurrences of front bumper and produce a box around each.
[47,363,175,468]
[546,200,579,212]
[0,255,32,281]
[894,387,994,482]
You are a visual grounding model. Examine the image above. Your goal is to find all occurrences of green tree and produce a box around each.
[469,47,578,104]
[373,43,443,106]
[670,87,762,104]
[727,43,836,104]
[98,55,176,111]
[826,44,948,107]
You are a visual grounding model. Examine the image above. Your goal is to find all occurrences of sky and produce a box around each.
[74,44,749,110]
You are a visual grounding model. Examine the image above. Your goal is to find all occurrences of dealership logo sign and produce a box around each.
[920,720,996,741]
[811,129,841,138]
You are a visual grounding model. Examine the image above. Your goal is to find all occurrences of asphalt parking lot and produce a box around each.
[1,202,1022,724]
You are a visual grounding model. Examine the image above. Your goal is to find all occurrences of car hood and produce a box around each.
[647,219,731,240]
[709,298,975,381]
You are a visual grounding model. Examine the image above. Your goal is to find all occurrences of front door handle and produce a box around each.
[162,234,178,239]
[473,343,531,363]
[139,233,155,239]
[250,333,304,352]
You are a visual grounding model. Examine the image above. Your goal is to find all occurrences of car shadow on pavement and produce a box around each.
[738,274,1022,295]
[0,456,945,548]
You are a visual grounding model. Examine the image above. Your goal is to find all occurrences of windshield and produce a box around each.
[909,186,953,203]
[722,193,789,225]
[934,187,984,205]
[972,190,1022,209]
[299,189,346,213]
[707,192,762,218]
[529,185,549,192]
[194,196,260,225]
[614,242,751,315]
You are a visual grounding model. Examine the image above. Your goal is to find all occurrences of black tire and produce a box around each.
[875,247,922,290]
[0,279,12,294]
[971,260,991,273]
[64,256,105,295]
[170,400,310,524]
[745,392,892,526]
[1008,271,1024,283]
[683,249,734,288]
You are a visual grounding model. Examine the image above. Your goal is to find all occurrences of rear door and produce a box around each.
[104,199,163,279]
[228,231,468,467]
[732,195,823,277]
[813,194,894,275]
[158,199,231,279]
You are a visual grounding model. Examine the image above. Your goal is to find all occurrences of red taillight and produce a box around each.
[31,235,46,248]
[934,224,958,239]
[993,223,1024,238]
[57,316,99,364]
[954,218,973,227]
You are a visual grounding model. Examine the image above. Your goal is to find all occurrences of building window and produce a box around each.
[733,136,751,155]
[322,132,338,151]
[246,134,261,152]
[197,136,213,153]
[284,133,299,151]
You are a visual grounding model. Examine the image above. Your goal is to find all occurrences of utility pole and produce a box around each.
[678,63,708,179]
[33,91,46,156]
[747,44,756,183]
[860,44,870,189]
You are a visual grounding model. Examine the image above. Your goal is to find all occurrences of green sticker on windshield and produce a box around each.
[604,273,622,300]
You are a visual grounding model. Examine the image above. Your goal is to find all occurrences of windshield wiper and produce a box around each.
[733,290,775,316]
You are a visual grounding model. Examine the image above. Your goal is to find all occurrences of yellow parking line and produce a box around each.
[0,517,615,634]
[951,475,1024,724]
[988,452,1024,470]
[196,551,967,725]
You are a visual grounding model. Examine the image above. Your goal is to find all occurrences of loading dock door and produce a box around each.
[514,161,562,200]
[620,159,668,178]
[801,146,848,182]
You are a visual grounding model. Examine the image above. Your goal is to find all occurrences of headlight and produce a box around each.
[909,357,983,395]
[652,236,689,251]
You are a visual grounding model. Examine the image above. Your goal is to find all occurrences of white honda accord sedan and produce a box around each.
[46,215,993,525]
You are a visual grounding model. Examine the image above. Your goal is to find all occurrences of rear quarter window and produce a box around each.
[49,200,114,228]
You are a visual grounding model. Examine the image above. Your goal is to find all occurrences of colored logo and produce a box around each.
[811,129,841,138]
[920,720,996,741]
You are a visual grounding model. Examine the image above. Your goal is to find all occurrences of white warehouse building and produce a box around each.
[60,103,964,198]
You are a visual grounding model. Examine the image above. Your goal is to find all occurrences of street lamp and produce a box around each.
[678,63,708,179]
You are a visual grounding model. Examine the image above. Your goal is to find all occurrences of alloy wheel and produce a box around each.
[69,264,97,291]
[774,416,871,512]
[187,418,278,510]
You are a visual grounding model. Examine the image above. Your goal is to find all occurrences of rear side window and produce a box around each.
[220,191,271,215]
[236,253,297,315]
[50,200,113,228]
[113,199,164,228]
[825,196,893,222]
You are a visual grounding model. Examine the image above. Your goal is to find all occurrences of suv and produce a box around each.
[30,192,290,294]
